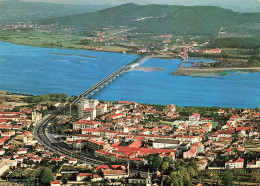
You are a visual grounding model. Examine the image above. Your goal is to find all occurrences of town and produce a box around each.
[0,21,224,59]
[0,91,259,185]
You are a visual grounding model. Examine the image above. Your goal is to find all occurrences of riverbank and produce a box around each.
[174,67,260,77]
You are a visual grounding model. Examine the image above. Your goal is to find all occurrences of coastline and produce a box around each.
[0,40,139,55]
[174,67,260,77]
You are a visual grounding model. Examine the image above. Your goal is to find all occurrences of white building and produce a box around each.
[189,113,200,122]
[153,139,180,149]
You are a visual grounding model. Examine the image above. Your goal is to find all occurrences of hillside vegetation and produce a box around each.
[41,3,260,36]
[0,1,110,24]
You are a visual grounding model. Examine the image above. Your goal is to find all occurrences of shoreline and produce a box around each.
[0,40,139,56]
[174,67,260,76]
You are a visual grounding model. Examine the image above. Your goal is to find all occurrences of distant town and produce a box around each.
[0,21,232,58]
[0,91,259,185]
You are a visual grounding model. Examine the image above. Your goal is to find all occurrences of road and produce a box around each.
[34,114,149,176]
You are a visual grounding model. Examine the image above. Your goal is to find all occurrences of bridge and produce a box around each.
[33,54,151,169]
[72,54,150,105]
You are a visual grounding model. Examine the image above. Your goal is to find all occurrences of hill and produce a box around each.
[41,3,260,36]
[0,1,111,24]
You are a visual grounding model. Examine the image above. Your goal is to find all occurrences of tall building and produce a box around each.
[77,99,99,119]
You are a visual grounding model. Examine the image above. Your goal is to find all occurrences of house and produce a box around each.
[0,149,5,155]
[15,157,24,163]
[218,109,225,114]
[0,136,10,146]
[69,158,77,165]
[35,146,44,152]
[31,157,42,163]
[50,158,62,162]
[2,159,17,169]
[225,157,244,169]
[51,181,61,186]
[17,149,27,155]
[225,160,234,169]
[91,174,102,182]
[234,157,244,168]
[198,159,207,170]
[202,123,212,132]
[77,173,93,181]
[183,146,197,159]
[189,113,200,122]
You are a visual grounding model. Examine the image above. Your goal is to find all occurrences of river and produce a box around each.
[0,41,259,108]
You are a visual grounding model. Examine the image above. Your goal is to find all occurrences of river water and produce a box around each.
[0,41,259,108]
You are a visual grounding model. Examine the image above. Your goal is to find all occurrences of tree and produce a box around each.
[153,156,163,171]
[40,167,54,184]
[162,161,170,173]
[166,171,184,186]
[222,169,233,186]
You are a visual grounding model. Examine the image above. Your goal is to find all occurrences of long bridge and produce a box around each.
[72,54,150,105]
[34,54,151,168]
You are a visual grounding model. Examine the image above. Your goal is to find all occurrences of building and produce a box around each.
[77,173,93,181]
[225,157,244,169]
[202,123,212,132]
[31,111,42,123]
[77,99,99,118]
[73,120,99,130]
[86,139,110,151]
[96,165,129,179]
[189,113,200,122]
[0,162,9,176]
[153,139,180,149]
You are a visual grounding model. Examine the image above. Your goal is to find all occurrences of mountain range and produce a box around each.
[41,3,260,36]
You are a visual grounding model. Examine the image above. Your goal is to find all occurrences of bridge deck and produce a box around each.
[72,54,150,105]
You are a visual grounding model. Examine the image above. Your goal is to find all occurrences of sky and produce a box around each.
[19,0,260,6]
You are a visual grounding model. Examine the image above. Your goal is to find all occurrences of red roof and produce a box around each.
[95,165,110,171]
[118,101,133,104]
[0,119,7,123]
[87,139,106,146]
[109,113,123,118]
[193,113,200,118]
[227,160,233,163]
[235,157,244,163]
[51,181,60,184]
[78,173,92,177]
[0,136,10,143]
[128,141,142,148]
[22,131,32,135]
[236,127,252,131]
[111,142,121,147]
[0,112,21,115]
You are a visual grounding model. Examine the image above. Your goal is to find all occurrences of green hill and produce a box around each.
[0,1,111,24]
[41,3,260,36]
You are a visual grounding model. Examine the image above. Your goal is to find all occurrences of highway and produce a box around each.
[34,114,107,166]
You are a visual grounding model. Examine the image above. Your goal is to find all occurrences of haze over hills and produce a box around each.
[20,0,260,13]
[41,3,260,36]
[0,0,111,24]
